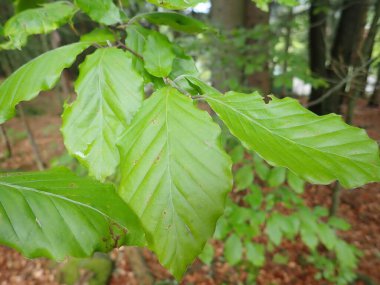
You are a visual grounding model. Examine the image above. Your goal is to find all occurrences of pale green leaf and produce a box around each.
[246,242,265,267]
[234,165,254,190]
[0,168,146,260]
[265,213,283,246]
[328,217,351,231]
[140,12,209,33]
[143,32,175,78]
[75,0,121,25]
[201,89,380,189]
[147,0,207,9]
[118,87,232,279]
[0,1,76,50]
[267,167,286,187]
[224,234,243,265]
[80,28,117,44]
[62,48,144,181]
[199,242,214,265]
[287,171,305,194]
[317,223,336,250]
[0,42,90,124]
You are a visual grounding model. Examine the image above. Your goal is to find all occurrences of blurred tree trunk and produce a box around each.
[210,0,245,91]
[243,0,270,94]
[323,0,369,115]
[210,0,270,93]
[369,64,380,107]
[308,0,370,115]
[308,0,329,115]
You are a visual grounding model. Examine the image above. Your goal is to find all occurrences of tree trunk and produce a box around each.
[210,0,245,91]
[243,0,271,94]
[308,0,329,115]
[323,0,369,115]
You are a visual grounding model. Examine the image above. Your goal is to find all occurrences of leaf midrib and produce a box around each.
[205,95,380,170]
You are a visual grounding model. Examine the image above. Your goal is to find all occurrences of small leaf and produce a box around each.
[143,32,175,78]
[199,242,214,265]
[140,12,209,33]
[0,168,146,260]
[230,145,245,164]
[246,242,265,267]
[265,214,283,246]
[214,217,230,240]
[317,223,336,250]
[0,1,76,49]
[300,227,318,250]
[80,28,117,44]
[273,253,289,265]
[224,234,243,266]
[244,185,263,209]
[0,42,90,124]
[118,87,232,279]
[62,48,144,181]
[254,153,270,180]
[147,0,207,9]
[328,217,351,231]
[75,0,121,25]
[287,171,305,193]
[267,167,286,187]
[234,165,254,190]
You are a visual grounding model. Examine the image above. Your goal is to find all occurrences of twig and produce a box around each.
[18,104,45,170]
[0,125,12,159]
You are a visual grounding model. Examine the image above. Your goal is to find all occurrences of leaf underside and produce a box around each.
[118,87,232,279]
[0,168,146,261]
[62,47,144,181]
[0,42,90,124]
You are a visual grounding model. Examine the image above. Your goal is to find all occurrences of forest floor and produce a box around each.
[0,93,379,285]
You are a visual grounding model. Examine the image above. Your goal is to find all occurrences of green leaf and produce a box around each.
[140,12,209,33]
[244,184,263,209]
[234,165,254,190]
[224,234,243,266]
[0,168,146,260]
[202,90,380,189]
[254,153,270,180]
[62,48,144,181]
[287,171,305,194]
[328,217,351,231]
[317,223,336,250]
[118,87,232,279]
[267,167,286,187]
[147,0,207,9]
[246,242,265,267]
[0,42,90,124]
[75,0,121,25]
[230,145,245,164]
[80,28,117,44]
[0,1,76,50]
[199,242,214,265]
[14,0,46,13]
[142,32,175,78]
[265,213,283,246]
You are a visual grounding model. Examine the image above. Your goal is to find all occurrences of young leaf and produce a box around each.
[142,32,176,78]
[0,1,76,50]
[246,242,265,267]
[0,168,146,260]
[224,234,243,266]
[202,90,380,189]
[244,185,263,209]
[0,42,90,124]
[267,167,286,187]
[62,48,144,181]
[140,12,209,33]
[147,0,207,9]
[265,213,283,246]
[199,242,214,265]
[234,165,254,190]
[80,28,117,44]
[287,171,305,194]
[118,87,232,279]
[75,0,121,25]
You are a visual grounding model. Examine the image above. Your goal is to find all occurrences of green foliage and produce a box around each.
[62,47,144,181]
[0,2,378,281]
[0,1,77,50]
[0,42,90,123]
[0,168,146,260]
[117,87,232,279]
[74,0,121,25]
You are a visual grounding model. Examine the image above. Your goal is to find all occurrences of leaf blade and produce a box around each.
[118,87,232,278]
